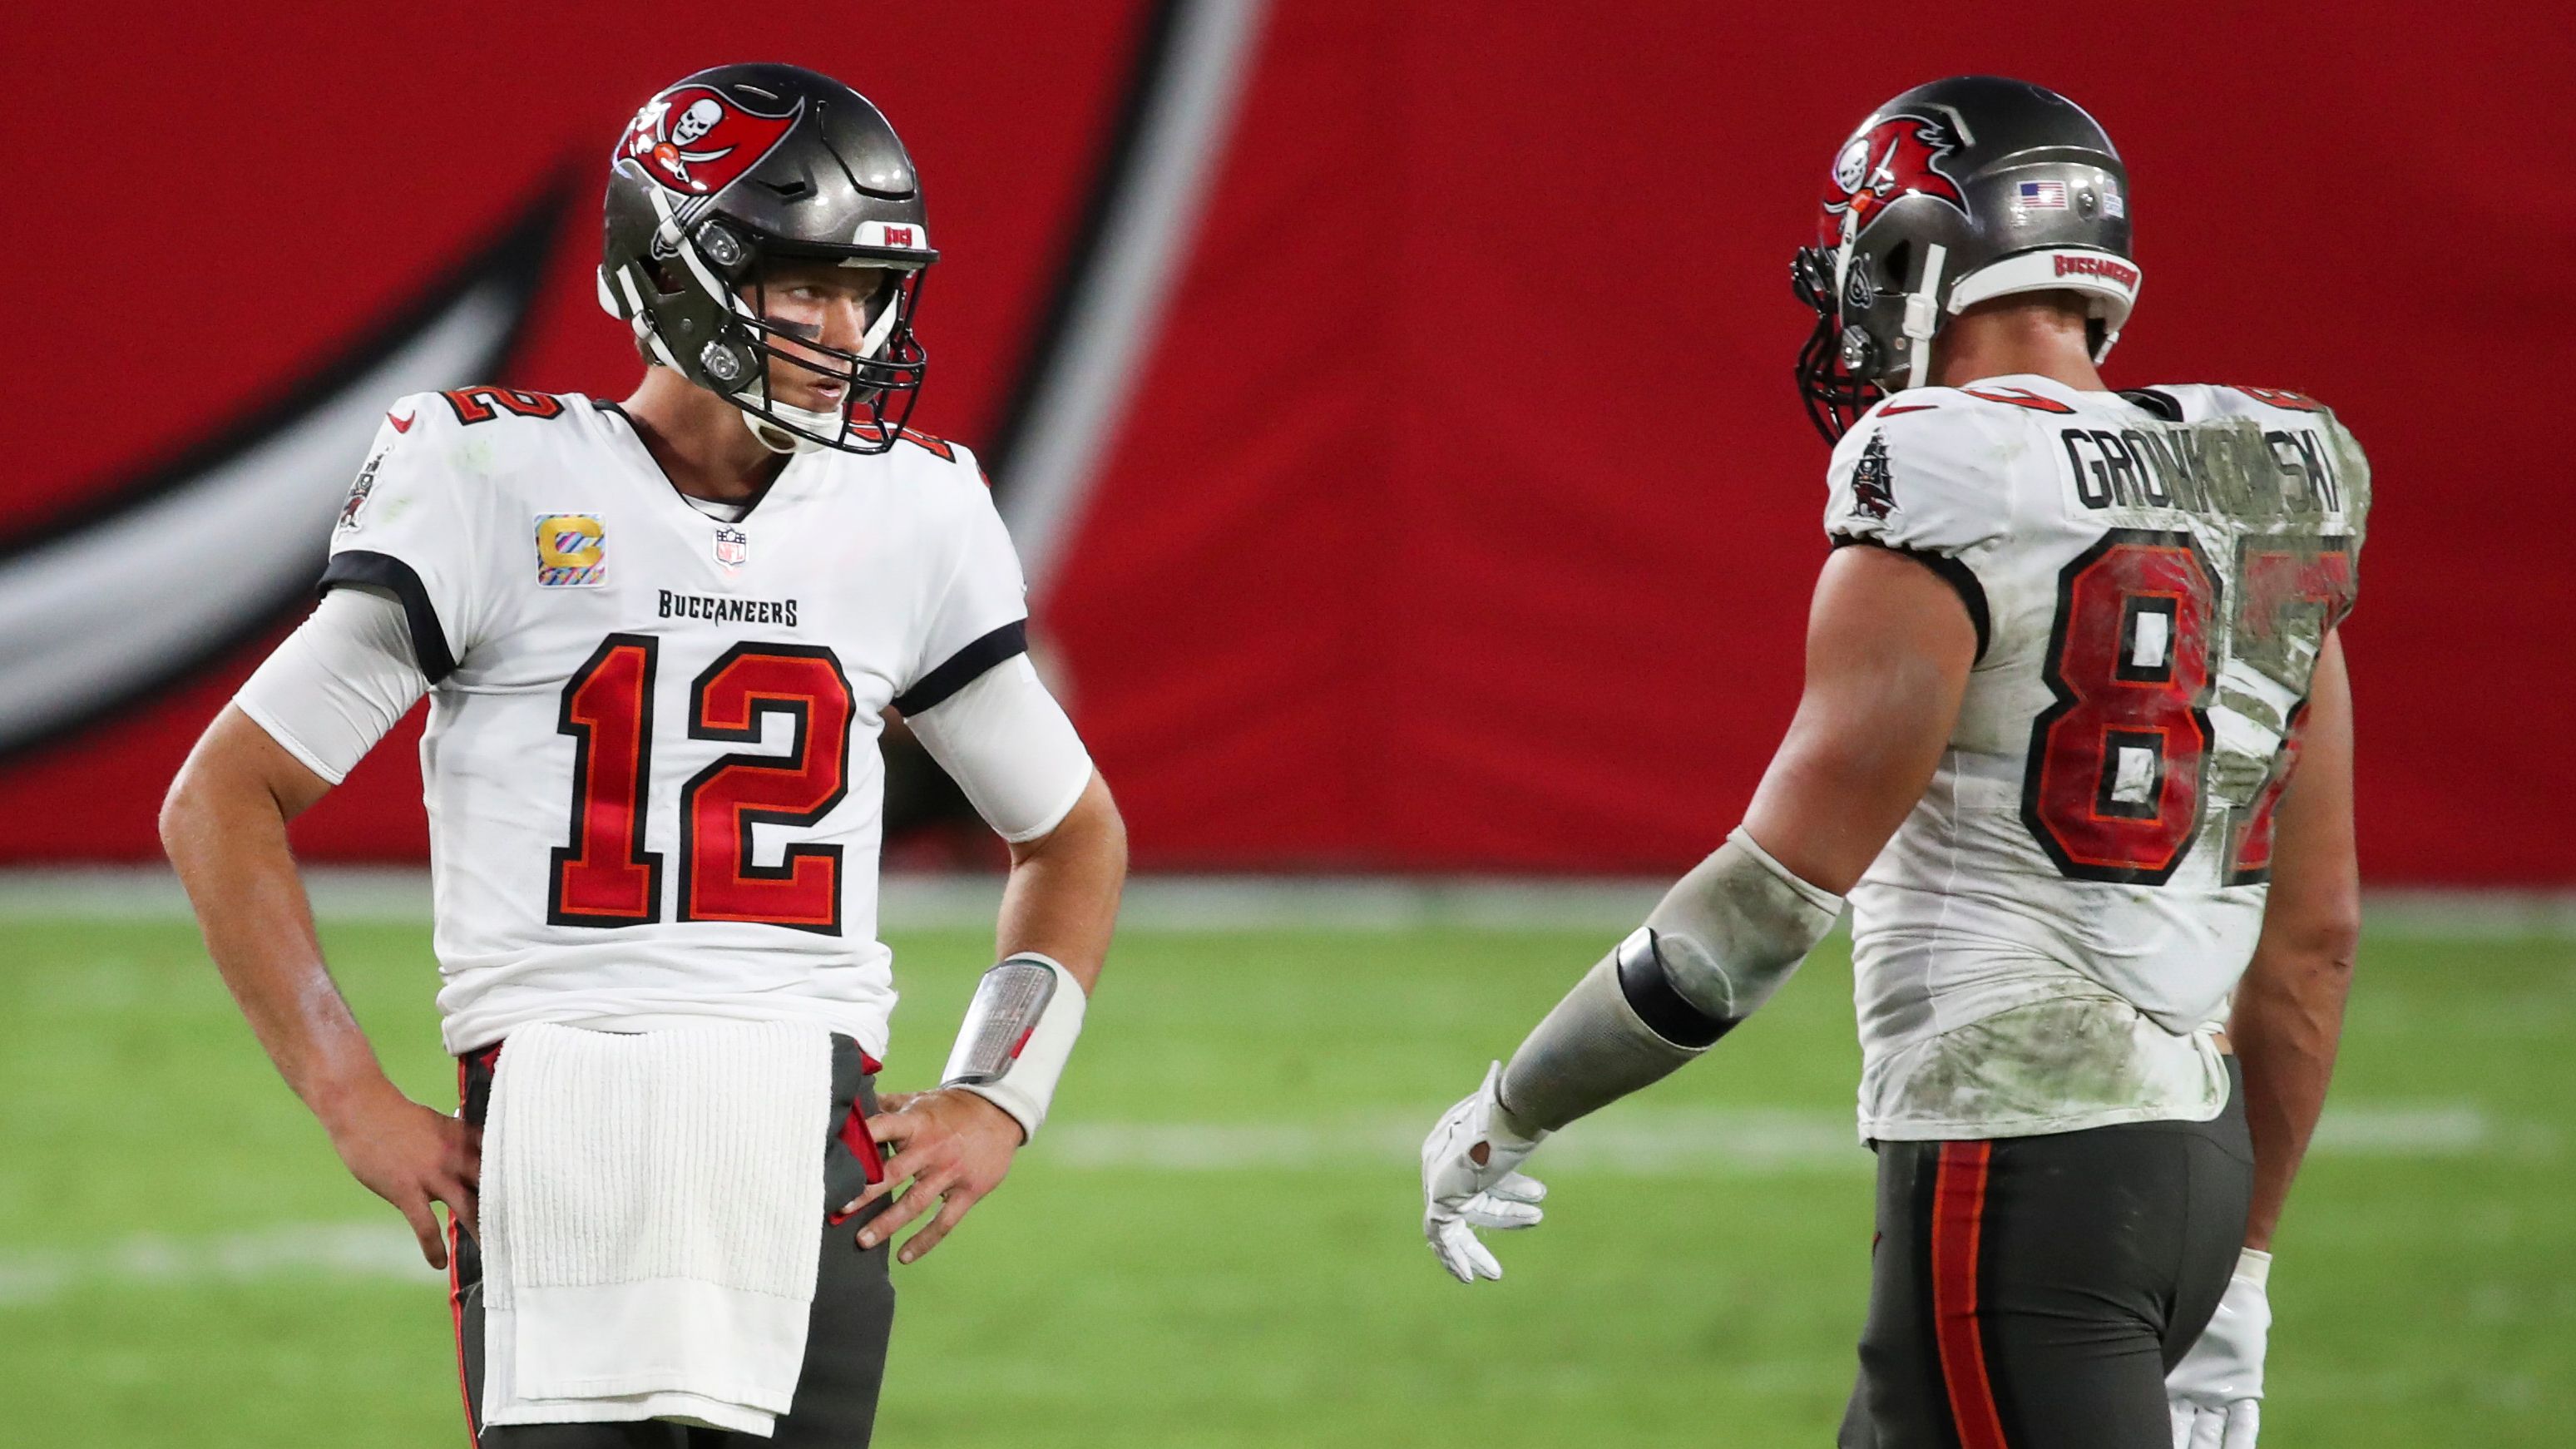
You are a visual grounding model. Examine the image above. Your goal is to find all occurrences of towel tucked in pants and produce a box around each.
[452,1034,897,1447]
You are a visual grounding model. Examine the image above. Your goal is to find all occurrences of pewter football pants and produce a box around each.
[1838,1061,2253,1448]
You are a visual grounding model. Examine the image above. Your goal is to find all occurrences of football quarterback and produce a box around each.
[162,63,1127,1445]
[1420,76,2363,1449]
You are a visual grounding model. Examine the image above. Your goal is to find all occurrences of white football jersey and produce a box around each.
[326,388,1033,1060]
[1822,373,2368,1140]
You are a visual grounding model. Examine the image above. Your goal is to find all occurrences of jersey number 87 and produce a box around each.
[2022,529,2353,888]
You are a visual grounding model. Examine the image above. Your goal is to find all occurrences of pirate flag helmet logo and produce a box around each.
[1818,113,1968,248]
[620,84,803,198]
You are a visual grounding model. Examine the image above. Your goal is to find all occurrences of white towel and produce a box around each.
[479,1021,833,1437]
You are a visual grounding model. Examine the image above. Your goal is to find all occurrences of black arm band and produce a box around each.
[1615,930,1735,1049]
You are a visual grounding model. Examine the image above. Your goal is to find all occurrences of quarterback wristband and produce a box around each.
[940,953,1087,1142]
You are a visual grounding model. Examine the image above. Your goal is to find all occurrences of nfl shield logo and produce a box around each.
[713,527,749,566]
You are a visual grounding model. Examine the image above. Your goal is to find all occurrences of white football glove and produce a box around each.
[1420,1061,1550,1283]
[2168,1247,2272,1448]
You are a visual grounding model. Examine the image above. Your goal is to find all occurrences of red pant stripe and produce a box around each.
[449,1057,477,1447]
[1931,1140,2010,1449]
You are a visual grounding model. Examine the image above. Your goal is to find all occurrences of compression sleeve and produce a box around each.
[231,586,428,784]
[905,653,1094,843]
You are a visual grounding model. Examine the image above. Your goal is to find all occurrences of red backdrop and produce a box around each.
[5,3,2569,882]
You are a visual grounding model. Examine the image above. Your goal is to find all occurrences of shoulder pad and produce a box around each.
[346,391,508,513]
[1949,381,2084,417]
[1862,378,2093,426]
[376,390,447,440]
[1825,396,2016,558]
[1858,387,1965,425]
[2224,384,2330,414]
[2118,388,2185,422]
[2138,383,2335,423]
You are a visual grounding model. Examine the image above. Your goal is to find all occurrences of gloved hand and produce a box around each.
[2168,1247,2272,1448]
[1420,1061,1550,1283]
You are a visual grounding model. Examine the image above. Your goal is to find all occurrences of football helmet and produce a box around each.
[1792,76,2138,442]
[600,62,937,454]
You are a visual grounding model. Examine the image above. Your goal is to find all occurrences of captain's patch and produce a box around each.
[535,513,607,587]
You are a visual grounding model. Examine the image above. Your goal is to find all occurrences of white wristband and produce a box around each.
[940,953,1087,1142]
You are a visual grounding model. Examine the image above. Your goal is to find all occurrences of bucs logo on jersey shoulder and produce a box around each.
[535,513,608,587]
[619,85,802,198]
[338,448,386,532]
[1821,111,1970,247]
[1848,433,1897,521]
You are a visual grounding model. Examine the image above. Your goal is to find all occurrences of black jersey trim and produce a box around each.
[320,551,457,685]
[1830,535,1993,664]
[892,619,1028,716]
[2119,388,2186,422]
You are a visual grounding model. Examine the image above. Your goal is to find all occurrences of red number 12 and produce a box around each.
[550,634,856,933]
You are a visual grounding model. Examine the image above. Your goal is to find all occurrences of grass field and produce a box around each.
[2,908,2570,1445]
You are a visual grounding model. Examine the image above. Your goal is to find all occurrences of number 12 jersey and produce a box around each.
[1822,373,2367,1141]
[326,388,1037,1061]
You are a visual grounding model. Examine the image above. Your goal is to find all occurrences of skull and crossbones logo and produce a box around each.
[621,82,804,198]
[635,96,735,191]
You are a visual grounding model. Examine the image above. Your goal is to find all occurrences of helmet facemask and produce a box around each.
[621,214,930,455]
[724,251,930,457]
[1792,245,1879,443]
[1792,232,1935,444]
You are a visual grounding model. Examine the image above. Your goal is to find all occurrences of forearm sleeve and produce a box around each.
[1496,829,1843,1133]
[231,586,428,784]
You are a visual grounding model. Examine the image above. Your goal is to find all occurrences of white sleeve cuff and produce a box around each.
[906,653,1095,843]
[231,586,428,784]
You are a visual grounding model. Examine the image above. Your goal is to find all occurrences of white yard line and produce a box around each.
[0,1105,2540,1309]
[3,868,2569,937]
[0,1222,439,1308]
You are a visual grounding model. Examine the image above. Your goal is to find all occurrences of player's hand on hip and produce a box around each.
[2168,1248,2272,1448]
[1420,1061,1549,1283]
[320,1084,482,1270]
[845,1087,1022,1264]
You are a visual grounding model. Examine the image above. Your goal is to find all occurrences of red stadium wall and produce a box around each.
[4,3,2568,883]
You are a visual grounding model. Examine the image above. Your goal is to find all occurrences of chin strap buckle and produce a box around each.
[1900,243,1948,390]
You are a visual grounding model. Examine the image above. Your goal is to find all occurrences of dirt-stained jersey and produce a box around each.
[326,388,1032,1060]
[1822,373,2367,1140]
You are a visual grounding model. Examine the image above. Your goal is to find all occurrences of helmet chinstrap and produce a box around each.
[713,260,931,455]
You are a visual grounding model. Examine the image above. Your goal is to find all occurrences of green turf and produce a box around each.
[2,915,2569,1444]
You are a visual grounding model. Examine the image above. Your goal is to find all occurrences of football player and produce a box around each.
[1420,76,2362,1449]
[159,63,1125,1446]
